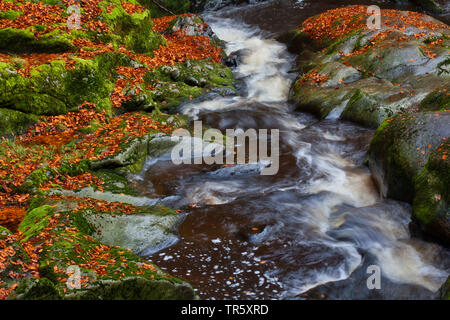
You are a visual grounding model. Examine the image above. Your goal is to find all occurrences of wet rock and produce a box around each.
[6,204,196,300]
[185,76,200,87]
[223,56,237,68]
[85,210,181,256]
[91,135,150,173]
[412,139,449,244]
[368,111,450,243]
[148,134,179,157]
[163,15,215,38]
[440,276,450,299]
[283,6,450,127]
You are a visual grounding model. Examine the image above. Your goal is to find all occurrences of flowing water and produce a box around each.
[134,1,450,299]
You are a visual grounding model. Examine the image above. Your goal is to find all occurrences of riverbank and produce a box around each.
[0,0,234,299]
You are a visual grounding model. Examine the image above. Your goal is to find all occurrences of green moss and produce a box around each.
[0,49,142,116]
[78,119,103,134]
[0,10,22,20]
[279,29,325,53]
[68,210,96,236]
[368,117,391,148]
[153,82,203,111]
[368,114,420,202]
[369,111,450,205]
[437,57,449,76]
[57,159,91,177]
[99,1,166,53]
[16,166,55,194]
[0,230,33,291]
[420,90,450,112]
[8,202,194,299]
[0,60,67,115]
[0,108,39,135]
[63,58,114,112]
[141,204,177,216]
[18,205,54,242]
[0,225,12,237]
[0,27,75,54]
[324,29,363,55]
[139,59,234,112]
[291,82,355,119]
[27,193,47,212]
[341,89,387,128]
[412,140,449,243]
[93,170,139,196]
[9,278,62,300]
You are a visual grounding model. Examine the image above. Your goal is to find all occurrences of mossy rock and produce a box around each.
[291,82,354,119]
[345,38,432,80]
[19,205,55,242]
[285,8,449,128]
[0,108,39,135]
[138,59,234,112]
[412,140,449,244]
[99,2,166,53]
[277,29,326,54]
[92,170,139,196]
[0,227,34,292]
[90,134,150,173]
[420,90,450,112]
[56,159,91,177]
[8,277,62,300]
[15,166,55,194]
[0,28,75,54]
[164,15,218,42]
[9,204,196,300]
[0,56,117,115]
[63,277,196,299]
[368,111,450,203]
[341,89,401,128]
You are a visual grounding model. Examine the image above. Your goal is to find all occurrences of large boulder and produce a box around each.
[369,111,450,243]
[283,5,450,128]
[3,203,196,300]
[281,6,450,244]
[413,139,449,243]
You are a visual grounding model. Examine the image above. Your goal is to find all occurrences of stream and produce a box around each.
[134,1,450,299]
